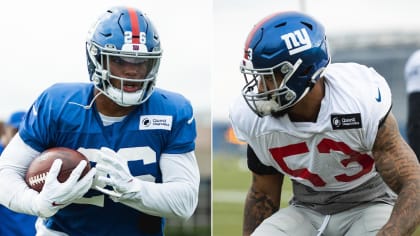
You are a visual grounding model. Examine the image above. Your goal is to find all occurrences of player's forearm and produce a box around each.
[373,113,420,235]
[242,187,279,235]
[378,179,420,236]
[118,180,198,220]
[117,152,200,220]
[0,168,39,216]
[0,135,42,216]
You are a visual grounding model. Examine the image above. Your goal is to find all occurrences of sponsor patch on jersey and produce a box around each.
[331,113,362,130]
[139,115,172,130]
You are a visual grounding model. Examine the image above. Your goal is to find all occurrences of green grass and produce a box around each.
[213,156,251,190]
[213,155,292,236]
[165,226,210,236]
[213,202,244,235]
[213,156,248,236]
[213,154,420,236]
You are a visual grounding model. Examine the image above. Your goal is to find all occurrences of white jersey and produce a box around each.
[404,49,420,93]
[230,63,392,192]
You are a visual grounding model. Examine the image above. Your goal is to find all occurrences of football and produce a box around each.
[25,147,91,192]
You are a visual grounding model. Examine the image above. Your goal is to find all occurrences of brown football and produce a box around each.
[25,147,91,192]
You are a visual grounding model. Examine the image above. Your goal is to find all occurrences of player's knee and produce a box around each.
[252,207,316,235]
[348,203,393,235]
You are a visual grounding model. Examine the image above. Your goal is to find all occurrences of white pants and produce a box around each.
[251,203,393,236]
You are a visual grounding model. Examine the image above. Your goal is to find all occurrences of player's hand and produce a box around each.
[34,159,96,218]
[94,147,142,200]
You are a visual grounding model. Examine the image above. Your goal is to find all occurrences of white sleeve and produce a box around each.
[0,133,41,215]
[116,151,200,220]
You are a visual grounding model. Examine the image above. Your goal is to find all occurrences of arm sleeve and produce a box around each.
[0,134,41,215]
[115,151,200,220]
[247,145,278,175]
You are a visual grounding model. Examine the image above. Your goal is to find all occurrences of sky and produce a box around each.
[1,0,420,122]
[0,0,211,120]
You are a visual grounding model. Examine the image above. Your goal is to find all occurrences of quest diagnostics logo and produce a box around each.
[331,113,362,130]
[139,115,172,131]
[280,28,312,55]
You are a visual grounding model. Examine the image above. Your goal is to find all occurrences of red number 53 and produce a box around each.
[269,138,374,187]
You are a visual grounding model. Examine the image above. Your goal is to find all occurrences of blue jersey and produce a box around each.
[0,205,37,236]
[19,83,196,235]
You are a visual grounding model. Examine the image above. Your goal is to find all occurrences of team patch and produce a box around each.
[331,113,362,130]
[139,115,172,130]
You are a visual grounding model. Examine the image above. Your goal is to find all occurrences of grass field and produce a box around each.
[213,156,249,236]
[213,155,292,236]
[213,154,420,236]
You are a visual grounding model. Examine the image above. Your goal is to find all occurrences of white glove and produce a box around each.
[34,159,96,218]
[94,148,142,200]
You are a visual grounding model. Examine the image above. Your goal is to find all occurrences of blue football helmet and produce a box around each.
[86,6,162,106]
[240,11,330,117]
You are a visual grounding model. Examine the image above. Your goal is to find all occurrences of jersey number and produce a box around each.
[269,138,374,187]
[75,147,157,207]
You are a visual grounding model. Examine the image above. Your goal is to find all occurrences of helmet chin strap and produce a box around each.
[106,86,144,107]
[255,84,312,117]
[308,79,317,89]
[68,91,103,110]
[93,70,146,107]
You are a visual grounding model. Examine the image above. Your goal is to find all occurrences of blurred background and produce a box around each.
[0,0,211,235]
[213,0,420,235]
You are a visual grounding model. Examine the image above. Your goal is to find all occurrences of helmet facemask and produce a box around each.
[87,42,161,107]
[241,58,328,117]
[241,58,303,117]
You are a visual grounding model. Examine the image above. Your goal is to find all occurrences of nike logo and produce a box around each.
[375,88,381,102]
[52,202,65,207]
[32,105,38,116]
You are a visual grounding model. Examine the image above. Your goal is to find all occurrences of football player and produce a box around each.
[229,11,420,235]
[404,50,420,159]
[0,6,200,236]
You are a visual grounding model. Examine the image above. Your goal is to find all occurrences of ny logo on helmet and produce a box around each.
[280,28,312,56]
